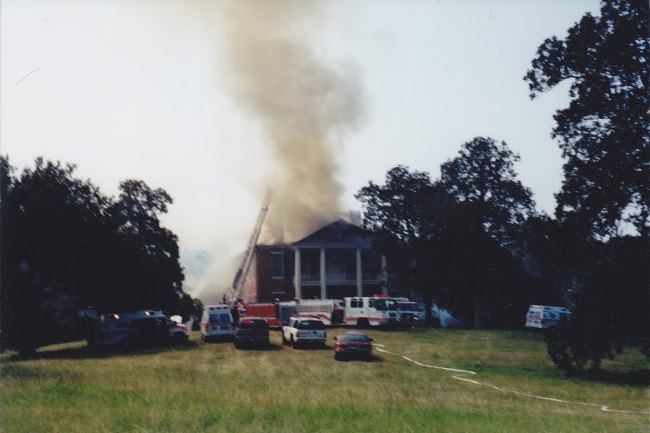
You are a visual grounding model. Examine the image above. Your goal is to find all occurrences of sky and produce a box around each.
[1,0,600,303]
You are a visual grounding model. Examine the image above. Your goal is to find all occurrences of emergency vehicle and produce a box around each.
[238,302,297,328]
[395,298,423,326]
[88,310,184,346]
[200,304,235,340]
[342,296,400,327]
[525,305,571,329]
[294,299,344,325]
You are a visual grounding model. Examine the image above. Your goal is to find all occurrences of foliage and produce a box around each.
[0,156,186,352]
[525,0,650,238]
[356,165,539,328]
[526,0,650,374]
[440,136,535,248]
[355,165,442,325]
[177,293,204,330]
[545,237,650,373]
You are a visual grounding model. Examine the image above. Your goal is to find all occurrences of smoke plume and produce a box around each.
[219,1,364,243]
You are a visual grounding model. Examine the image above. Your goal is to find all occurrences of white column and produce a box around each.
[356,248,363,297]
[294,248,302,299]
[320,247,327,299]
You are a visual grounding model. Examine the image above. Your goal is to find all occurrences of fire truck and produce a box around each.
[293,299,345,325]
[342,296,400,327]
[238,302,297,328]
[239,296,409,328]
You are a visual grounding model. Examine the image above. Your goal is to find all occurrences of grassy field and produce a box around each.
[1,329,648,433]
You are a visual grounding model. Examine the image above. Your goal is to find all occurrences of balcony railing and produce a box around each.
[300,272,382,285]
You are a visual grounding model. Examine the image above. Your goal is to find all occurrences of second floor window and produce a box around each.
[271,252,284,278]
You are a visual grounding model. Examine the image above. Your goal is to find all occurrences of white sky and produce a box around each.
[1,0,599,301]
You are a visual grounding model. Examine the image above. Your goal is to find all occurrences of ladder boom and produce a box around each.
[230,192,270,300]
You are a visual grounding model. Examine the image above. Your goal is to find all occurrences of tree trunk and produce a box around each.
[473,299,482,328]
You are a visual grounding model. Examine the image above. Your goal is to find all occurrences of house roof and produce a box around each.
[292,219,374,248]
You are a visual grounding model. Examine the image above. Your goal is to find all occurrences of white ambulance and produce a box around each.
[525,305,571,329]
[200,304,235,340]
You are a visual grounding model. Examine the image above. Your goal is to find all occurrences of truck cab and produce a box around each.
[343,297,399,327]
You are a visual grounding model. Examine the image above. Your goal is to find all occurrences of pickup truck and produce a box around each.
[281,317,327,348]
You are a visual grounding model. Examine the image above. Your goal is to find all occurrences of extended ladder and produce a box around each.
[229,191,270,302]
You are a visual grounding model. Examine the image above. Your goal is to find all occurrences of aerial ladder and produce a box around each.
[228,191,270,303]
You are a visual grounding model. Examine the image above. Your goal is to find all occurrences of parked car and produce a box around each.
[234,317,270,348]
[281,317,327,348]
[87,310,182,347]
[333,331,373,361]
[169,315,189,341]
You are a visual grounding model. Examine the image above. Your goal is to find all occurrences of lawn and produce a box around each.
[1,329,648,433]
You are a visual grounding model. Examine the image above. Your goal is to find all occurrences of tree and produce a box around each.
[545,237,649,374]
[1,157,111,352]
[0,158,187,352]
[356,165,538,327]
[356,166,441,325]
[525,0,649,238]
[439,137,536,248]
[107,180,184,312]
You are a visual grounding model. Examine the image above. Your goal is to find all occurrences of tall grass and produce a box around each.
[1,329,647,433]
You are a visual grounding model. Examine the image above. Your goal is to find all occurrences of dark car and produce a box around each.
[333,332,373,361]
[234,317,270,348]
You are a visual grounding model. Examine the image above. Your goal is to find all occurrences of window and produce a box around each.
[351,299,358,308]
[369,299,376,309]
[300,320,325,330]
[271,252,284,278]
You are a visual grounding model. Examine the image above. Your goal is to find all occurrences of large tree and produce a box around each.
[440,137,536,248]
[0,157,186,352]
[355,165,442,325]
[526,0,650,374]
[356,165,538,327]
[108,179,184,312]
[525,0,649,238]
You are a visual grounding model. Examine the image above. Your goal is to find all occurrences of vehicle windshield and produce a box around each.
[209,313,231,325]
[339,333,370,342]
[375,299,398,311]
[398,302,417,311]
[299,320,325,330]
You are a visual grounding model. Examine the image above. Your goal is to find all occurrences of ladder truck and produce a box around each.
[228,192,270,304]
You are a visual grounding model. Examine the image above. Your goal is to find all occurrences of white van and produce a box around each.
[200,304,235,340]
[525,305,571,329]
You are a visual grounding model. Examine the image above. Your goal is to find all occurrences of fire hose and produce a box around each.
[373,344,649,415]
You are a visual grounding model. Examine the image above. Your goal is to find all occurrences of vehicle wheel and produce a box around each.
[357,318,369,329]
[290,336,297,348]
[334,352,345,361]
[282,333,288,345]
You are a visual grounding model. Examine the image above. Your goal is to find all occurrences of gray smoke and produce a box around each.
[219,1,364,243]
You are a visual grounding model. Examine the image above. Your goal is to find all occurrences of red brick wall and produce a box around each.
[255,247,295,302]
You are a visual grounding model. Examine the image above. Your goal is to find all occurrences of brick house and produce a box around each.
[246,219,388,303]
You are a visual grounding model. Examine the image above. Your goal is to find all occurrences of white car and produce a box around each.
[281,317,327,348]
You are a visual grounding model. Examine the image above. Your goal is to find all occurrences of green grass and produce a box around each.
[1,329,648,433]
